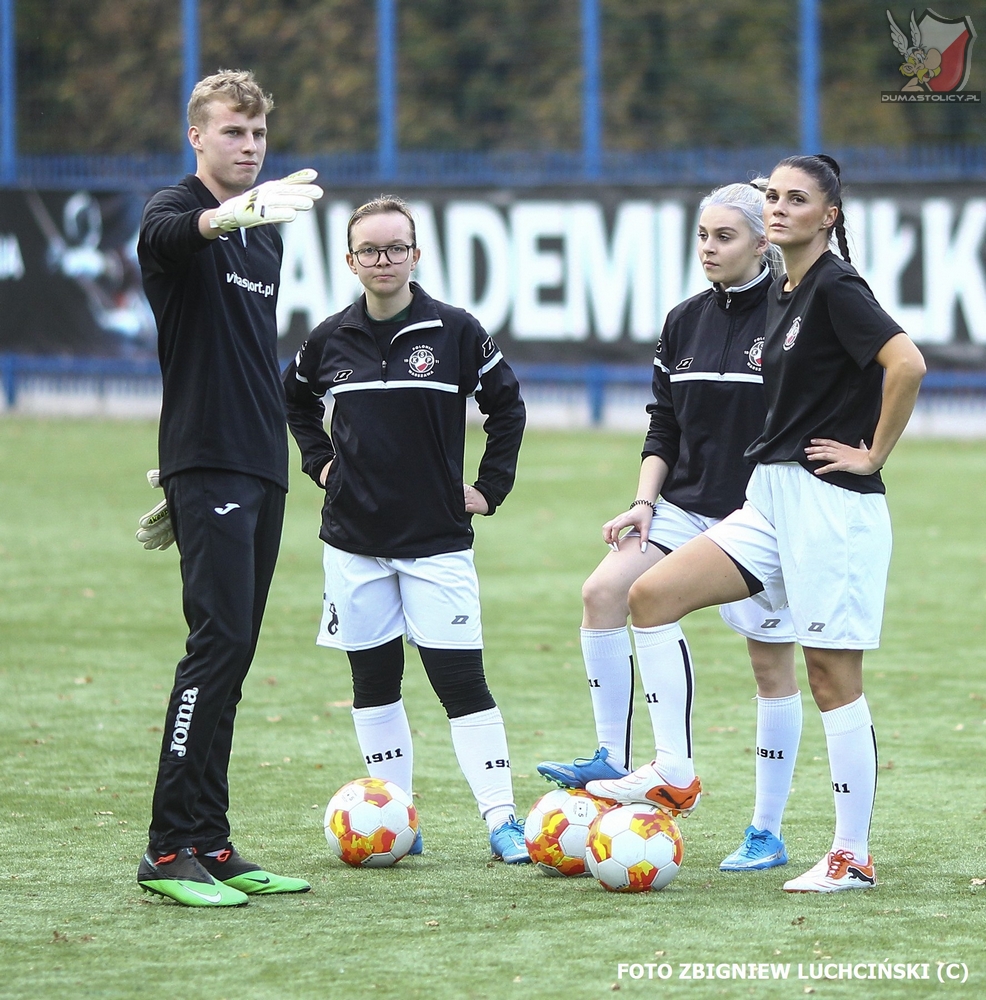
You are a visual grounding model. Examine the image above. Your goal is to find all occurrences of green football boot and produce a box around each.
[137,847,249,907]
[198,845,312,895]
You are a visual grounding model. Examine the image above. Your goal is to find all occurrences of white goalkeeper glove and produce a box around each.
[210,168,324,232]
[136,469,175,551]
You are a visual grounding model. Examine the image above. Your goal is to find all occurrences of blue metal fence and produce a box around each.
[0,0,820,187]
[4,354,985,425]
[9,144,986,192]
[2,0,984,191]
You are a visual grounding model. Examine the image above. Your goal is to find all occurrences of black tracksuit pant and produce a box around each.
[148,469,285,854]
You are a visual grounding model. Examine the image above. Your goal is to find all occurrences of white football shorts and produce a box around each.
[642,499,796,644]
[317,545,484,651]
[703,463,892,649]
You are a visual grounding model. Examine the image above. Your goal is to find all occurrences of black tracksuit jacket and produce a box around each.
[644,268,773,519]
[283,283,526,558]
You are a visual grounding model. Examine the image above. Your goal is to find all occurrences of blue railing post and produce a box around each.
[181,0,200,176]
[587,364,606,426]
[581,0,602,180]
[377,0,397,182]
[2,354,19,408]
[1,0,16,185]
[799,0,821,153]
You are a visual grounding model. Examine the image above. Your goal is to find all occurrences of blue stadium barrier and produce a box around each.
[4,354,984,425]
[511,363,651,426]
[5,145,986,191]
[0,353,161,408]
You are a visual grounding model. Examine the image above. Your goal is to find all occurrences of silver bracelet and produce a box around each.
[630,499,658,515]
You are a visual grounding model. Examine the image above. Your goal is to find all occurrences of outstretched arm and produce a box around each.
[199,169,323,240]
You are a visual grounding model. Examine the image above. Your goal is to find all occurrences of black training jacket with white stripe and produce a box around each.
[643,267,772,520]
[283,283,526,559]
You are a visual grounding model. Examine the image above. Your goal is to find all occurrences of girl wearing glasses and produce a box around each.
[584,155,925,892]
[284,195,530,864]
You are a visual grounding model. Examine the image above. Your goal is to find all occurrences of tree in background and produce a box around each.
[14,0,985,156]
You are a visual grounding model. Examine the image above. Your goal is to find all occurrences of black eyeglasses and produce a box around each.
[350,243,415,266]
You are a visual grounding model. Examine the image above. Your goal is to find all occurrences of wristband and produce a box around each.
[630,499,658,515]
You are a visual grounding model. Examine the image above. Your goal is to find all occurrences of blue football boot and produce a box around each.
[489,818,530,864]
[536,747,628,789]
[719,826,788,871]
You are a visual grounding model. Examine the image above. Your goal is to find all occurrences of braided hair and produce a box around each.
[774,154,851,264]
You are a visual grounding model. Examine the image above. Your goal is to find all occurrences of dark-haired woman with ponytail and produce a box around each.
[585,154,926,893]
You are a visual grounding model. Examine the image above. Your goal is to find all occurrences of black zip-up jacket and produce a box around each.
[643,267,772,519]
[138,174,288,490]
[283,283,526,558]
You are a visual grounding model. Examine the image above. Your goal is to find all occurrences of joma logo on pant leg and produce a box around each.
[169,686,199,756]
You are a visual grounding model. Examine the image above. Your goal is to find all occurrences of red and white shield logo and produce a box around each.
[917,10,977,92]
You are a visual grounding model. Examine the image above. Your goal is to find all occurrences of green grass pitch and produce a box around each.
[0,419,984,1000]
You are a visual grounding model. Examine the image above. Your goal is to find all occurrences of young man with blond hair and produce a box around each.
[135,69,322,906]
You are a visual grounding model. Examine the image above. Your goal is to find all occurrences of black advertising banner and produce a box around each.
[2,186,986,364]
[0,190,154,356]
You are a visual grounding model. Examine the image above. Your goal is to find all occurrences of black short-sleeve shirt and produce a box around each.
[745,251,902,494]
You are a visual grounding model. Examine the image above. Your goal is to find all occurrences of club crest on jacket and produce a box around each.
[407,346,438,377]
[783,317,802,352]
